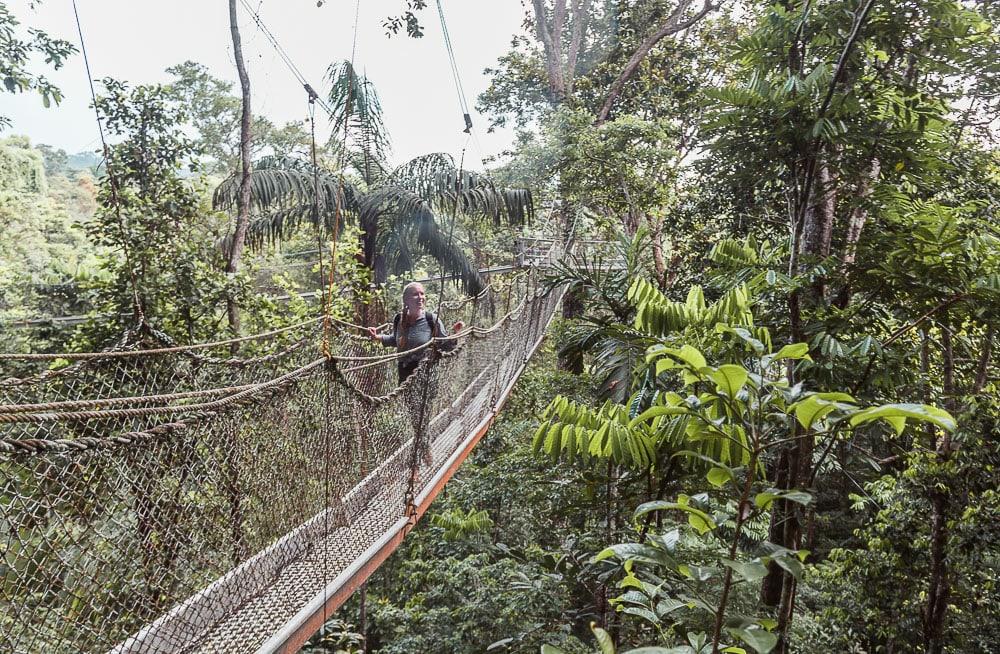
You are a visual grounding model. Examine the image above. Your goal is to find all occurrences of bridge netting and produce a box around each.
[0,263,563,653]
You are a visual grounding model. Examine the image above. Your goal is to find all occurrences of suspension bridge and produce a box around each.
[0,245,568,653]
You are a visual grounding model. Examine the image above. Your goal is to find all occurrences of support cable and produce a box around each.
[236,0,338,119]
[309,98,328,311]
[71,0,145,325]
[436,137,470,311]
[434,0,473,133]
[321,0,363,357]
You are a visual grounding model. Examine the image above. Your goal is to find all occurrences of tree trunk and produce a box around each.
[531,0,568,102]
[530,0,593,102]
[647,214,668,290]
[798,156,836,269]
[761,449,789,606]
[923,325,955,652]
[226,0,253,351]
[836,158,880,307]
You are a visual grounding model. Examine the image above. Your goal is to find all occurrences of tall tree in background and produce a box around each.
[225,0,252,348]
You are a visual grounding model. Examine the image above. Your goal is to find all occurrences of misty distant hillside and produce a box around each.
[67,151,101,171]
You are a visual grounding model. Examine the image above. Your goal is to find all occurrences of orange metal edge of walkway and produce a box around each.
[266,303,557,654]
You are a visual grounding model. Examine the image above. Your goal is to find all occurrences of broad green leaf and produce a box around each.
[722,558,769,581]
[487,638,514,651]
[634,501,716,534]
[791,393,854,429]
[687,511,715,535]
[727,626,778,653]
[594,543,677,568]
[678,563,717,581]
[631,405,687,427]
[622,606,660,624]
[673,345,707,370]
[772,343,811,360]
[707,466,734,488]
[623,648,694,654]
[688,632,708,649]
[773,554,804,580]
[710,364,749,397]
[755,489,812,510]
[655,598,688,615]
[541,645,568,654]
[850,403,956,434]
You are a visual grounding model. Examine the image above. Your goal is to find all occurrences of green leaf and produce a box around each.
[672,345,707,370]
[722,558,769,581]
[630,405,687,427]
[791,393,855,430]
[623,648,694,654]
[594,542,677,569]
[655,598,688,615]
[593,625,615,654]
[755,489,812,510]
[707,466,734,488]
[727,626,778,653]
[849,403,956,434]
[710,364,749,397]
[634,501,716,535]
[716,325,766,353]
[772,343,811,361]
[773,553,805,580]
[541,645,569,654]
[678,563,717,581]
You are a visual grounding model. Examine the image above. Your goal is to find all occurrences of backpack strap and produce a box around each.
[425,312,440,337]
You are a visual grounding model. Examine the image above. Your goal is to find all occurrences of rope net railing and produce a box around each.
[0,261,563,653]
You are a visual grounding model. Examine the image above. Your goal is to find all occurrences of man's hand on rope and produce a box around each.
[367,327,380,342]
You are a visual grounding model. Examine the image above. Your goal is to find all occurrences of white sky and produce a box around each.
[5,0,528,169]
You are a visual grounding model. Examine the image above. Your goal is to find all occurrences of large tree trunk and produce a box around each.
[799,158,837,299]
[530,0,593,103]
[836,158,880,307]
[226,0,253,351]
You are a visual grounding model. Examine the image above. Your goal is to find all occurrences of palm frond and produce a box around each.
[326,61,391,176]
[213,156,358,251]
[389,153,534,227]
[366,185,484,295]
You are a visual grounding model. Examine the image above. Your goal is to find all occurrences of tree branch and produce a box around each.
[595,0,716,124]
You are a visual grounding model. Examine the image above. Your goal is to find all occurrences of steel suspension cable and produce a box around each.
[71,0,145,325]
[321,0,363,357]
[309,97,328,311]
[434,0,473,133]
[235,0,337,119]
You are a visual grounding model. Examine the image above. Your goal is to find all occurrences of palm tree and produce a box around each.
[214,61,533,295]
